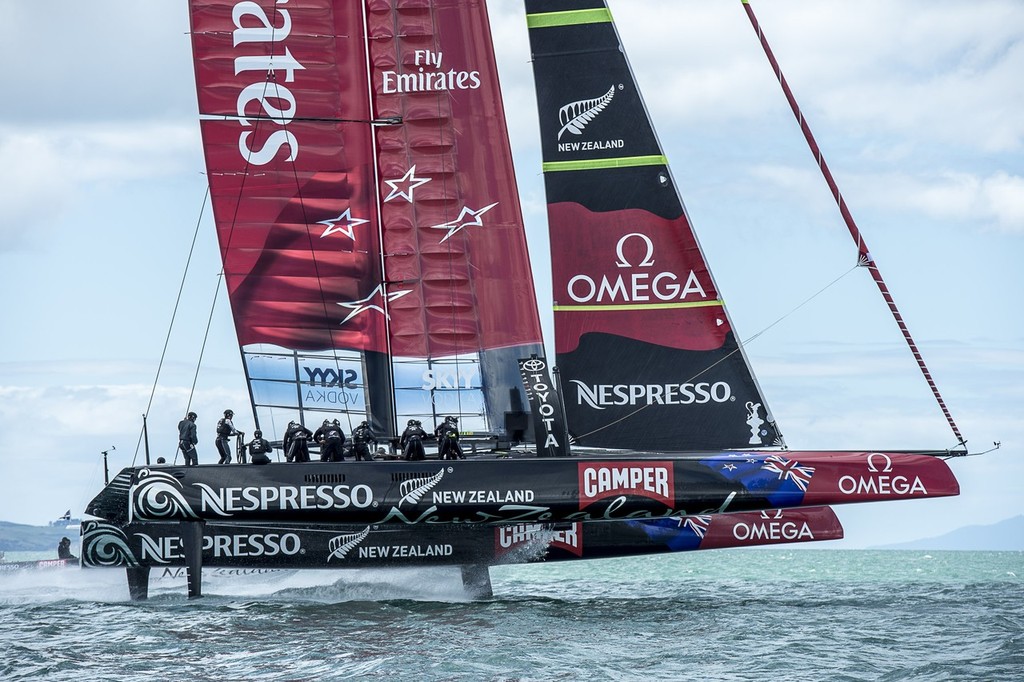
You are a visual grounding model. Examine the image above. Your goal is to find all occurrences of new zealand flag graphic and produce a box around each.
[698,453,814,507]
[631,516,712,552]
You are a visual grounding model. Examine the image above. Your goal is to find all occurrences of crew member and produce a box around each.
[57,537,77,561]
[247,430,274,465]
[177,412,199,466]
[215,409,241,464]
[351,420,375,461]
[283,420,313,462]
[315,419,346,462]
[400,419,427,461]
[435,416,464,460]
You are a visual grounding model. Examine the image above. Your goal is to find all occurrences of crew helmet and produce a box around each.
[224,409,234,418]
[186,412,197,421]
[254,430,262,438]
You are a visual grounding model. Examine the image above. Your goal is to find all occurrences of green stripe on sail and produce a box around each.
[526,9,613,29]
[553,300,724,312]
[542,155,667,173]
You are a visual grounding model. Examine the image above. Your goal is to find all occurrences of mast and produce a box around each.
[362,0,399,441]
[740,0,965,446]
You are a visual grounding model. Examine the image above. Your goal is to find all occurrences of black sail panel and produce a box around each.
[525,1,783,450]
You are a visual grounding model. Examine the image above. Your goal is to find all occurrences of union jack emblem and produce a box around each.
[680,514,712,539]
[761,455,815,492]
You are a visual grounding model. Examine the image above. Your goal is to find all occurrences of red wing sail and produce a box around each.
[191,0,385,353]
[189,0,395,436]
[525,1,783,450]
[189,0,544,439]
[367,1,543,358]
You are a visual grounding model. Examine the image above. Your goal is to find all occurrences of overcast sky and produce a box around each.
[0,0,1021,548]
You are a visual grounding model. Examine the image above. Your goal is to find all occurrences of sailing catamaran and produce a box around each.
[84,0,965,597]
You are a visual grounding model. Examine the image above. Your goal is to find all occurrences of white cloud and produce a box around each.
[977,172,1024,232]
[865,170,1024,232]
[745,162,1024,233]
[0,123,198,250]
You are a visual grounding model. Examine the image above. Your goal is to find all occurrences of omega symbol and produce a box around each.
[615,233,655,268]
[866,453,894,473]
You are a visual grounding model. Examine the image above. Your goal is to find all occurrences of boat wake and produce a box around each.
[0,565,480,604]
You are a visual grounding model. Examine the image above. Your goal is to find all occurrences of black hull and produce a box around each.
[86,451,957,527]
[80,506,842,571]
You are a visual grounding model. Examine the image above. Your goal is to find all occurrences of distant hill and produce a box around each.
[0,521,81,552]
[873,515,1024,551]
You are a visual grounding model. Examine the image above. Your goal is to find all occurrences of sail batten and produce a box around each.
[542,155,668,172]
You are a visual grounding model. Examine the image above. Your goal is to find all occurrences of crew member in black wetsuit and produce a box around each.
[351,420,375,461]
[215,409,240,464]
[57,537,77,561]
[315,419,346,462]
[177,412,199,466]
[400,419,427,461]
[283,420,313,462]
[435,416,464,460]
[247,430,273,465]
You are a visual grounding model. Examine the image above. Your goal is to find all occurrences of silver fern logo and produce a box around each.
[129,468,200,522]
[557,85,616,140]
[328,526,371,562]
[81,521,140,568]
[399,468,445,507]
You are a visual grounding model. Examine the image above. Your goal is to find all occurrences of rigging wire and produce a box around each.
[131,187,210,467]
[741,0,965,447]
[575,263,861,443]
[186,272,226,428]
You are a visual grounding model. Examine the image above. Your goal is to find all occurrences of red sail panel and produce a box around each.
[365,0,544,358]
[550,203,726,355]
[189,0,387,353]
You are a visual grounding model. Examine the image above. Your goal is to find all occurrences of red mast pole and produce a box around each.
[740,0,965,447]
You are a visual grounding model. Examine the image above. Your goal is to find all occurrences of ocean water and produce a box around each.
[1,550,1020,681]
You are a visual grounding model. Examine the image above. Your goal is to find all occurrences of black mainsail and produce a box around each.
[524,0,783,451]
